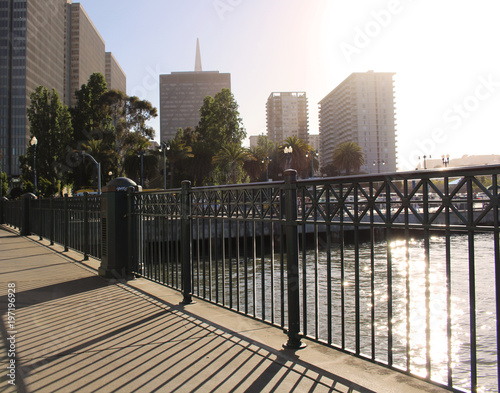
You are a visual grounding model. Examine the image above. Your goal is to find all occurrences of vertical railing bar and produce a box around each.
[444,176,453,388]
[326,185,332,345]
[301,186,308,337]
[280,187,285,328]
[387,180,394,367]
[423,179,431,377]
[404,180,411,371]
[84,193,89,260]
[370,181,376,360]
[492,173,500,393]
[261,190,266,320]
[314,185,319,340]
[340,184,346,350]
[50,198,54,245]
[355,185,360,355]
[467,177,478,392]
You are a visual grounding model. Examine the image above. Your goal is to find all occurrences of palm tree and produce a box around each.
[165,137,194,188]
[213,143,248,184]
[331,141,365,175]
[281,136,314,178]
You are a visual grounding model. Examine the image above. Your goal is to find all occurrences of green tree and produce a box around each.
[196,89,246,184]
[212,143,249,184]
[281,136,315,178]
[164,131,194,188]
[19,86,73,196]
[331,141,365,175]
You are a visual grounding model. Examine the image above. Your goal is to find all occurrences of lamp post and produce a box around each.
[284,146,293,170]
[262,156,271,181]
[418,154,430,170]
[161,141,170,189]
[442,154,450,167]
[372,160,386,173]
[80,151,101,194]
[305,150,318,178]
[30,136,38,194]
[137,150,145,188]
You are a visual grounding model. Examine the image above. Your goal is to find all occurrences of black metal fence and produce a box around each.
[2,194,101,259]
[2,165,499,392]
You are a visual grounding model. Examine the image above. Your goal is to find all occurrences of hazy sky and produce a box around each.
[78,0,500,170]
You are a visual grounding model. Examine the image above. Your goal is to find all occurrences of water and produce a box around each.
[186,233,499,392]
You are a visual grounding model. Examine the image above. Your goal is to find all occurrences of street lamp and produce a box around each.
[262,156,271,181]
[442,154,450,167]
[137,150,145,188]
[305,150,318,178]
[161,141,170,189]
[30,136,38,194]
[80,151,101,194]
[418,154,431,170]
[372,160,386,173]
[284,146,293,169]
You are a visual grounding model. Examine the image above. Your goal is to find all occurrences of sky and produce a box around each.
[77,0,500,171]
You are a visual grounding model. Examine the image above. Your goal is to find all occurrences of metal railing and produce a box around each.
[3,194,101,259]
[129,165,500,393]
[1,165,499,392]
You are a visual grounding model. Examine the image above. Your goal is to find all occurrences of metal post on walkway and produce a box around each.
[83,192,89,260]
[50,198,54,245]
[20,193,36,236]
[181,180,194,304]
[283,169,306,349]
[64,194,69,252]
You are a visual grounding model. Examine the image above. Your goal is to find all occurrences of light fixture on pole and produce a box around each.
[305,150,318,178]
[262,156,271,181]
[418,155,431,170]
[161,141,170,189]
[30,136,38,194]
[137,150,145,188]
[372,160,386,173]
[284,146,293,169]
[80,151,101,194]
[442,154,450,167]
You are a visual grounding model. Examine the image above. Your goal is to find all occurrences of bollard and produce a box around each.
[181,180,194,304]
[98,178,141,279]
[283,169,306,349]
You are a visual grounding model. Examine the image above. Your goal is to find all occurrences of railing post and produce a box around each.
[64,194,69,252]
[181,180,194,304]
[0,196,4,225]
[127,189,138,276]
[50,198,54,245]
[20,193,36,236]
[83,192,89,260]
[283,169,306,349]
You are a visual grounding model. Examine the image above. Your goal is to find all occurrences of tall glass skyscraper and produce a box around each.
[0,0,126,177]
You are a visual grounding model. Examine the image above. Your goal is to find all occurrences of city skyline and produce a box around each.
[70,1,500,170]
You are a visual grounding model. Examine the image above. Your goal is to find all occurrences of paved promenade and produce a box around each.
[0,226,449,393]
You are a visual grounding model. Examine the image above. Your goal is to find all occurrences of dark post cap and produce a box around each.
[103,177,142,193]
[21,192,37,199]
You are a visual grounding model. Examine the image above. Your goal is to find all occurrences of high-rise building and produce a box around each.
[105,52,126,93]
[159,39,231,143]
[0,0,125,177]
[266,92,309,145]
[319,71,397,174]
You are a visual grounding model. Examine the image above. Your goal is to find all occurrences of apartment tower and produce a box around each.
[0,0,125,177]
[159,39,231,142]
[319,71,397,174]
[266,92,309,145]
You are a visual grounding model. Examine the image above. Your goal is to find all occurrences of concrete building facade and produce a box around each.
[105,52,126,93]
[319,71,397,174]
[159,42,230,143]
[0,0,125,177]
[266,92,309,145]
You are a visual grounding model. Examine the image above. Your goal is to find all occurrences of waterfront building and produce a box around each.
[0,0,125,177]
[319,71,397,174]
[266,92,309,145]
[159,39,231,142]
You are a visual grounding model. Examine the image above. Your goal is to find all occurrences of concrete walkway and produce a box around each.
[0,226,450,393]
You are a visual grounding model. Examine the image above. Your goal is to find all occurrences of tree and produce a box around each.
[20,86,73,196]
[196,89,246,184]
[331,141,365,175]
[164,130,194,188]
[212,143,249,184]
[281,136,315,178]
